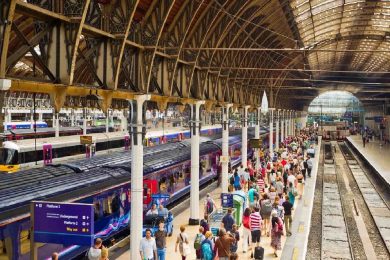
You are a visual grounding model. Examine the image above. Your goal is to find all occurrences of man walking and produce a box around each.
[140,229,157,260]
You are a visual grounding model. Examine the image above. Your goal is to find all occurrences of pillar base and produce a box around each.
[188,218,200,225]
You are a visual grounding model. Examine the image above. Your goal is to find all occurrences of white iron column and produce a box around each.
[285,110,289,137]
[290,110,294,136]
[269,108,275,158]
[130,94,150,260]
[275,109,280,150]
[30,109,34,129]
[55,113,60,137]
[70,109,75,127]
[241,105,250,167]
[38,112,43,122]
[189,100,205,225]
[221,103,233,193]
[280,110,284,143]
[52,109,56,128]
[255,107,261,172]
[105,109,110,133]
[83,108,87,135]
[255,107,260,140]
[120,110,127,132]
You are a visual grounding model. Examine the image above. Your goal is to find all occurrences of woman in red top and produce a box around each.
[242,208,251,253]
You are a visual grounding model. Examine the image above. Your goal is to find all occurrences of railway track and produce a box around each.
[307,142,355,260]
[321,154,354,259]
[339,142,390,257]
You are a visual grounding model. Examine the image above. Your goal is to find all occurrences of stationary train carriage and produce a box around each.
[0,128,269,259]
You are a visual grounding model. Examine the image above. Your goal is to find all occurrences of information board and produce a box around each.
[80,135,93,145]
[32,201,94,246]
[221,193,233,208]
[249,138,262,148]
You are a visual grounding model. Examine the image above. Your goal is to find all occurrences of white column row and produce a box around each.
[189,100,205,225]
[221,104,233,193]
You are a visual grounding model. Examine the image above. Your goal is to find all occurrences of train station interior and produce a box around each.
[0,0,389,259]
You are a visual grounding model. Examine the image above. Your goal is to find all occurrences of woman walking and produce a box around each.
[270,211,283,257]
[175,225,190,260]
[242,208,252,253]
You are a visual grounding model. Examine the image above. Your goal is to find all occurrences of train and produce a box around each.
[0,127,269,260]
[3,121,48,130]
[0,126,223,173]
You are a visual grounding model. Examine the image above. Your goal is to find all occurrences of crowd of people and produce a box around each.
[136,130,317,260]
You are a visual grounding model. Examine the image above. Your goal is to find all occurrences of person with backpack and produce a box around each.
[229,224,240,260]
[200,231,214,260]
[200,215,210,235]
[248,185,258,208]
[270,210,284,257]
[194,227,205,260]
[204,194,217,215]
[260,194,272,237]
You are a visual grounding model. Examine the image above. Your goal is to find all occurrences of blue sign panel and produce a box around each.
[221,193,233,208]
[33,201,94,246]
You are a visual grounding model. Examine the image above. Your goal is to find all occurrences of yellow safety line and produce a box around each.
[298,224,304,233]
[292,247,299,260]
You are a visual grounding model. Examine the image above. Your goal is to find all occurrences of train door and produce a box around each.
[143,180,158,205]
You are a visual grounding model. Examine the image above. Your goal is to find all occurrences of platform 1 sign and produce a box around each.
[32,201,94,246]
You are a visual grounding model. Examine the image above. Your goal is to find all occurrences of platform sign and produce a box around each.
[80,135,93,145]
[249,138,262,148]
[32,201,94,246]
[221,193,233,208]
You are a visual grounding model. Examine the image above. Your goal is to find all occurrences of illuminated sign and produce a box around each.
[32,201,94,246]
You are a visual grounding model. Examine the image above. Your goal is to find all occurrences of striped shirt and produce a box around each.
[257,178,265,193]
[249,212,262,231]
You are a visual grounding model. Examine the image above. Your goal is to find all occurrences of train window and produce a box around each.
[19,230,30,255]
[103,196,112,216]
[0,239,7,259]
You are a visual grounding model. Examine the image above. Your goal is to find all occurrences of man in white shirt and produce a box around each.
[88,238,103,260]
[140,229,157,260]
[287,171,297,188]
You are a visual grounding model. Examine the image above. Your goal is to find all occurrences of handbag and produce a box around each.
[217,238,231,257]
[180,234,191,256]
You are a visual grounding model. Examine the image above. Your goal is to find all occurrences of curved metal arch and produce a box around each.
[178,1,233,99]
[68,0,91,85]
[158,0,206,96]
[193,1,258,100]
[113,0,140,90]
[140,0,176,93]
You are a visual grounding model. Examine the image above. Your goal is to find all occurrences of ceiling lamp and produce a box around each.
[261,91,269,115]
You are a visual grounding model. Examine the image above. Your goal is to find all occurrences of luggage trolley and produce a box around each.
[208,193,236,236]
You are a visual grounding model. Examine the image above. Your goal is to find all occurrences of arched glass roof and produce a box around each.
[308,90,363,115]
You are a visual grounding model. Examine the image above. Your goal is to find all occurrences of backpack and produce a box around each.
[200,220,209,234]
[201,241,213,260]
[229,176,234,185]
[194,234,202,250]
[261,200,272,216]
[303,160,308,169]
[206,199,213,214]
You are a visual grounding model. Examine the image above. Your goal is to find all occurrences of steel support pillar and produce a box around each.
[255,107,261,172]
[285,110,289,138]
[290,111,294,136]
[30,110,34,129]
[269,108,275,157]
[120,110,128,133]
[55,113,60,137]
[189,100,205,225]
[221,103,233,193]
[70,109,75,127]
[38,113,43,122]
[83,108,87,135]
[281,110,284,144]
[129,94,150,260]
[241,106,250,167]
[275,109,280,151]
[106,109,109,133]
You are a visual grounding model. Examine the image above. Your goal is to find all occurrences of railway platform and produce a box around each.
[347,135,390,187]
[113,137,321,260]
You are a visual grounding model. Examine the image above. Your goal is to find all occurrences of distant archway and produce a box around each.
[308,91,364,126]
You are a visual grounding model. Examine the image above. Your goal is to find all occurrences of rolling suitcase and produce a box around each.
[254,246,264,260]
